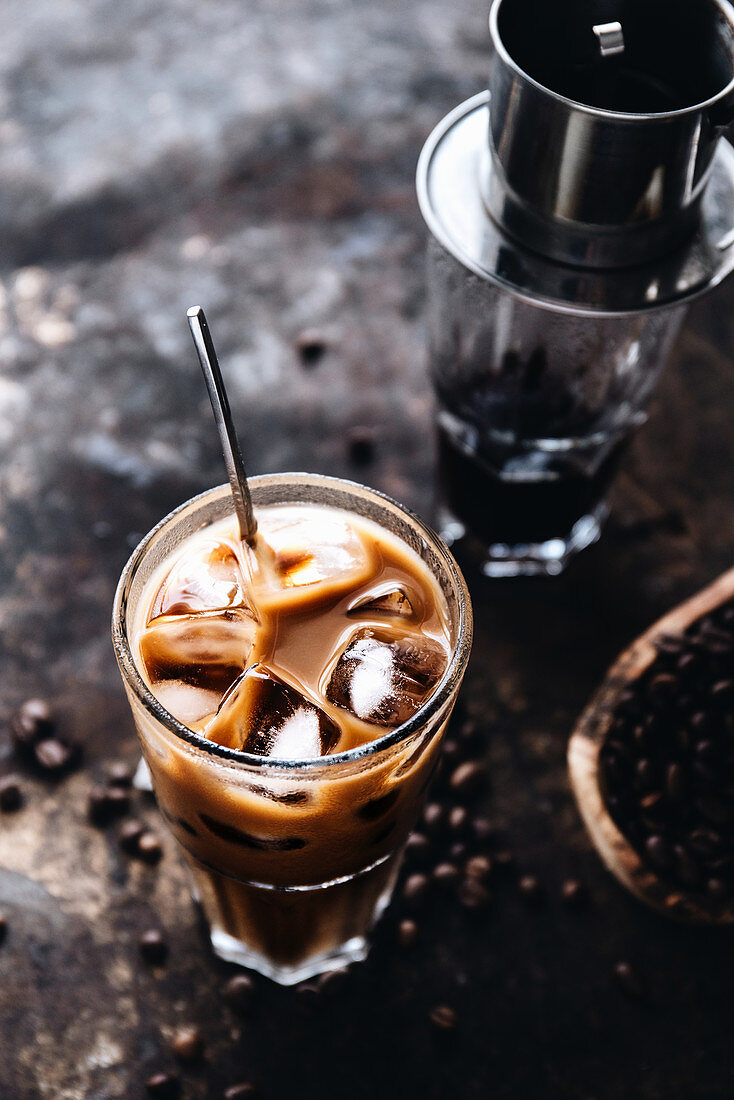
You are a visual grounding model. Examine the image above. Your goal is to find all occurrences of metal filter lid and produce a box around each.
[416,92,734,316]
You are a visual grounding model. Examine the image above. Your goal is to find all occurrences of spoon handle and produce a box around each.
[187,305,258,546]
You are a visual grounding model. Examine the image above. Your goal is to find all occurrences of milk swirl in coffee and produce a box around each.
[136,504,451,754]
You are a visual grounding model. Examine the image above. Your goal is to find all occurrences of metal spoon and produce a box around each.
[187,305,258,547]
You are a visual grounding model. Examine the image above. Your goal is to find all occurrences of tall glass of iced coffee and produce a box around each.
[112,474,472,985]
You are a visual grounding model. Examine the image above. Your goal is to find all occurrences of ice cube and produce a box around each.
[139,608,257,693]
[205,664,342,757]
[151,538,249,617]
[348,584,417,621]
[325,628,447,729]
[152,680,222,727]
[258,509,373,593]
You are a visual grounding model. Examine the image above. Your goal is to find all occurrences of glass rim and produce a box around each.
[112,473,473,773]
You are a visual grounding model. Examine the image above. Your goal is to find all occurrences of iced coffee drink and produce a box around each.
[113,474,471,984]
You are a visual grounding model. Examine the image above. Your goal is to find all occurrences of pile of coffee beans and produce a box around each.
[600,601,734,905]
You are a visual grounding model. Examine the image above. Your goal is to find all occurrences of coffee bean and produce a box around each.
[295,329,327,367]
[458,877,490,910]
[648,674,678,708]
[561,879,586,907]
[0,913,7,945]
[471,816,494,844]
[518,875,543,904]
[398,918,418,947]
[139,929,168,966]
[317,968,349,996]
[405,831,430,863]
[688,828,723,859]
[613,961,645,999]
[442,739,460,763]
[108,762,133,788]
[644,835,673,872]
[136,832,163,864]
[465,855,492,882]
[223,974,255,1012]
[119,819,146,855]
[494,850,515,872]
[403,873,430,905]
[422,803,443,833]
[665,763,686,803]
[433,862,460,887]
[429,1004,458,1030]
[458,719,480,745]
[672,845,702,889]
[696,795,731,827]
[146,1073,180,1099]
[346,427,376,466]
[34,738,74,774]
[0,776,23,812]
[296,982,321,1006]
[88,786,130,826]
[171,1026,203,1062]
[12,699,54,749]
[449,761,484,798]
[450,841,467,862]
[447,806,468,833]
[224,1085,258,1099]
[706,877,732,901]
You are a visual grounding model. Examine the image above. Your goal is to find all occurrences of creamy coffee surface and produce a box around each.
[134,504,451,757]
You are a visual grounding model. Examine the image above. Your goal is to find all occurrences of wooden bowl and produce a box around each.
[568,566,734,923]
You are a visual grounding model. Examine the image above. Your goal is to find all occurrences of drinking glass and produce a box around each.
[112,474,472,985]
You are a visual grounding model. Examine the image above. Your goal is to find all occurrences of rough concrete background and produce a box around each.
[2,1,734,1098]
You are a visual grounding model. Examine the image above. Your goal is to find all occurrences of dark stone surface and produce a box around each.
[2,2,734,1098]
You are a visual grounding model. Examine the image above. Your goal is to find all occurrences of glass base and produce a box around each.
[209,927,369,985]
[440,503,607,578]
[187,849,401,986]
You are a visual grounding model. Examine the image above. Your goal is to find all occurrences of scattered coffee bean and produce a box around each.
[88,786,130,826]
[449,841,467,862]
[145,1073,180,1099]
[317,968,349,996]
[429,1004,458,1031]
[346,426,376,466]
[398,918,418,947]
[458,877,490,911]
[422,803,443,834]
[449,761,484,798]
[465,855,492,882]
[12,699,54,749]
[0,913,7,945]
[433,862,460,887]
[403,873,430,905]
[108,762,133,788]
[139,929,168,966]
[224,1085,258,1099]
[613,961,645,999]
[442,739,460,763]
[296,982,321,1006]
[518,875,543,904]
[119,819,147,855]
[223,974,255,1012]
[459,719,479,744]
[171,1026,203,1062]
[136,832,163,864]
[447,806,468,833]
[560,879,586,907]
[0,776,23,812]
[34,738,74,774]
[405,831,430,863]
[471,816,494,844]
[295,329,327,366]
